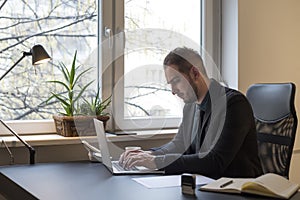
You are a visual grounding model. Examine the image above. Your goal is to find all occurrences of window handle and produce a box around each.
[104,27,113,49]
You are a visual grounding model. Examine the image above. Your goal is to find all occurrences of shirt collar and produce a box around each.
[196,78,219,111]
[198,91,209,111]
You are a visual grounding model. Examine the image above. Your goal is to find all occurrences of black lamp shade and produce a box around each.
[31,45,51,65]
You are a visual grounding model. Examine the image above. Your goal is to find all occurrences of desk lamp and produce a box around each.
[0,44,51,81]
[0,44,51,164]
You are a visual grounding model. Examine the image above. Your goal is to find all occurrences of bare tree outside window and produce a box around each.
[0,0,97,120]
[123,0,201,119]
[0,0,201,123]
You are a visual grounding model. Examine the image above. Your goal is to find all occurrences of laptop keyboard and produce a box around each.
[113,162,139,171]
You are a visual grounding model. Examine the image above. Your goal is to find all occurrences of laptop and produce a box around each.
[93,119,164,175]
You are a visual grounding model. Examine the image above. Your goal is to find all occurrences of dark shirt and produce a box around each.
[152,79,263,179]
[198,91,209,148]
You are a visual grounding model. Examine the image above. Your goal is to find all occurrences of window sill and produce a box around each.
[0,129,177,148]
[1,130,299,154]
[0,119,56,135]
[0,129,177,165]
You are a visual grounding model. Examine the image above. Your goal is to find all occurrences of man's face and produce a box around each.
[164,65,198,103]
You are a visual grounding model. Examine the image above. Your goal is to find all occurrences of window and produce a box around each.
[0,0,221,134]
[105,0,221,131]
[0,0,98,120]
[0,0,98,133]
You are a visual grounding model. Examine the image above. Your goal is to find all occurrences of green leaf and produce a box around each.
[51,93,70,107]
[47,80,70,92]
[69,51,77,86]
[68,90,74,102]
[73,67,93,87]
[94,89,101,105]
[74,81,94,102]
[96,95,111,115]
[62,105,72,116]
[59,62,70,83]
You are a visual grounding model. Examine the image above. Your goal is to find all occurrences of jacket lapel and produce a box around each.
[183,103,196,151]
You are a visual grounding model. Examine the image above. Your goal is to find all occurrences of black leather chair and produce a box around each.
[246,83,297,179]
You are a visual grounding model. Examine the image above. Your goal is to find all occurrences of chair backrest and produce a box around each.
[246,83,297,179]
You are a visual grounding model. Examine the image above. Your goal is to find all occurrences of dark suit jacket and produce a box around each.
[152,80,263,179]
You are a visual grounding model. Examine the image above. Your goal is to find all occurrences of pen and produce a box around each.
[220,180,233,188]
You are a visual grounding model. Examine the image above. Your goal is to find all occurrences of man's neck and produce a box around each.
[196,78,211,104]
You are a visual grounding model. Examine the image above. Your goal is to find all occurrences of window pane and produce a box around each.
[124,0,201,119]
[0,0,97,120]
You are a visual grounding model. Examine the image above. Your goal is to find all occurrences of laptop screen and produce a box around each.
[94,119,114,171]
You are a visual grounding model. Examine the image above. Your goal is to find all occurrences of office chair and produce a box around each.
[246,83,297,179]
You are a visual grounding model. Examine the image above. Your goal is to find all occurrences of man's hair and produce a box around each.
[163,47,207,77]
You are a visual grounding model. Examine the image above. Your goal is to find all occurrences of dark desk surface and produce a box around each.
[0,161,299,200]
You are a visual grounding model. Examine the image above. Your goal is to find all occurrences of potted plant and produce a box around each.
[47,51,111,137]
[79,89,111,116]
[78,89,111,131]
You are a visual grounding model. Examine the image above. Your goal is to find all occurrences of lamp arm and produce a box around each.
[0,119,35,164]
[0,51,31,81]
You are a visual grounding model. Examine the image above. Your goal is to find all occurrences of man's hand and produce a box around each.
[119,150,156,170]
[119,148,142,165]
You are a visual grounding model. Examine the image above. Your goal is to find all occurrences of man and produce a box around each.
[119,47,263,179]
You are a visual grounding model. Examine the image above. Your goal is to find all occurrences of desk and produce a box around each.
[0,162,300,200]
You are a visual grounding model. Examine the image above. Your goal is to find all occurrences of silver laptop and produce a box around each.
[93,119,164,175]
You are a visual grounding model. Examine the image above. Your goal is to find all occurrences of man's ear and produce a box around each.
[190,66,201,80]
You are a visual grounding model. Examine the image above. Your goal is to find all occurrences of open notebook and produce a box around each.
[200,173,299,199]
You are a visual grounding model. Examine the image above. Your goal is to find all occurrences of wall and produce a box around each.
[0,144,89,165]
[238,0,300,183]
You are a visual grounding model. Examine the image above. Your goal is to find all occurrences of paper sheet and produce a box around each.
[132,175,214,189]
